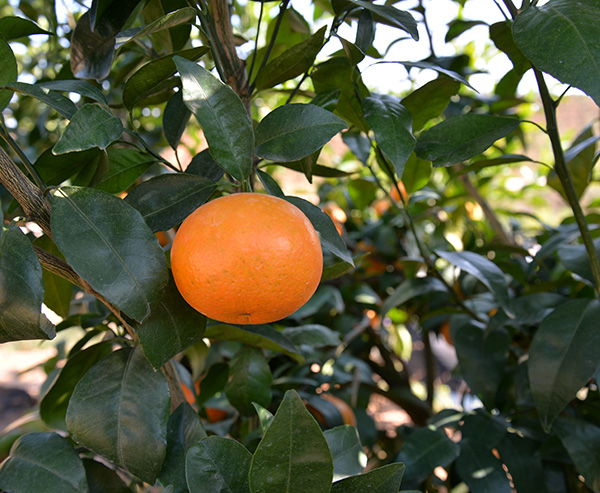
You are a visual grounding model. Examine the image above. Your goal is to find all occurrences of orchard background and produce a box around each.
[0,0,599,491]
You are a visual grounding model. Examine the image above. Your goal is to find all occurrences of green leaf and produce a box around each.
[175,56,254,182]
[0,16,52,40]
[51,186,168,322]
[53,104,123,155]
[123,47,208,110]
[197,363,229,407]
[453,324,510,409]
[95,148,157,194]
[324,425,367,481]
[455,440,512,493]
[553,417,600,491]
[321,257,359,282]
[436,250,514,317]
[38,80,109,106]
[136,272,207,369]
[415,114,521,167]
[362,96,416,178]
[0,433,87,493]
[116,7,197,46]
[164,91,192,150]
[381,277,447,317]
[496,433,548,493]
[159,403,207,492]
[342,131,371,165]
[0,35,18,112]
[330,463,406,493]
[401,77,461,132]
[345,0,418,40]
[225,346,272,416]
[253,403,274,433]
[257,169,285,197]
[186,149,225,182]
[186,436,252,493]
[82,458,131,493]
[402,153,432,194]
[4,82,78,119]
[528,299,600,431]
[39,341,113,431]
[513,0,600,107]
[34,148,102,186]
[255,26,326,90]
[558,237,600,284]
[204,324,302,363]
[396,426,459,483]
[273,161,352,179]
[124,173,217,232]
[255,103,348,162]
[66,347,171,484]
[445,19,487,42]
[286,196,353,265]
[0,225,55,343]
[460,411,506,449]
[249,390,333,493]
[281,324,341,348]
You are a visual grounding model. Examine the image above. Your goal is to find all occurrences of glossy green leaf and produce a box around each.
[186,436,252,493]
[281,324,341,348]
[159,403,207,492]
[164,91,192,150]
[255,104,348,162]
[286,196,353,265]
[4,82,78,119]
[453,324,510,409]
[123,47,208,110]
[51,186,168,322]
[34,147,101,186]
[396,426,459,483]
[186,149,225,182]
[402,153,432,193]
[321,257,360,282]
[197,363,229,407]
[346,0,418,40]
[397,61,474,90]
[116,7,196,46]
[66,347,171,484]
[558,237,600,284]
[330,463,405,493]
[401,77,461,132]
[0,16,52,40]
[0,35,18,112]
[415,114,521,167]
[175,56,254,182]
[355,9,375,52]
[445,19,486,42]
[124,173,217,232]
[255,26,326,90]
[513,0,600,106]
[249,390,333,493]
[95,148,157,194]
[553,417,600,491]
[82,458,131,493]
[0,225,55,343]
[38,80,109,106]
[460,411,506,449]
[257,169,285,197]
[225,346,272,416]
[362,96,416,178]
[496,433,548,493]
[0,433,87,493]
[382,277,447,317]
[253,403,274,433]
[528,299,600,431]
[342,130,371,165]
[53,104,123,155]
[455,440,512,493]
[436,250,514,317]
[324,425,367,481]
[205,324,302,361]
[137,273,207,369]
[338,36,366,65]
[40,341,113,430]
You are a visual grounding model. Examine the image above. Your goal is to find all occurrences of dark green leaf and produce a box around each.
[528,299,600,431]
[496,433,548,493]
[0,225,55,343]
[415,114,521,167]
[342,131,371,165]
[321,257,359,282]
[34,148,101,186]
[175,57,254,181]
[396,427,459,483]
[95,148,157,194]
[256,169,285,197]
[0,16,52,40]
[204,324,302,362]
[436,250,514,317]
[82,458,131,493]
[382,277,447,317]
[137,273,207,369]
[455,440,512,493]
[558,237,600,284]
[225,346,272,416]
[0,35,18,112]
[197,363,229,407]
[186,436,252,493]
[274,161,352,178]
[186,149,225,182]
[330,463,405,493]
[489,21,529,73]
[324,425,367,480]
[401,153,432,193]
[311,89,342,112]
[255,103,348,162]
[445,19,487,42]
[51,186,168,322]
[125,173,217,232]
[553,417,600,491]
[286,195,353,265]
[401,77,461,132]
[164,91,192,150]
[397,61,474,90]
[363,96,416,178]
[255,26,326,90]
[123,47,208,110]
[249,390,333,492]
[338,36,366,65]
[513,0,600,106]
[355,10,374,52]
[159,403,207,492]
[346,0,418,40]
[53,104,123,155]
[460,411,506,449]
[281,324,341,348]
[39,341,113,430]
[66,347,171,484]
[38,80,109,106]
[0,433,87,493]
[116,7,197,46]
[4,82,78,119]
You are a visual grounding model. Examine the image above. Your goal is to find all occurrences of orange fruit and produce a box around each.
[390,181,408,202]
[171,192,323,324]
[307,393,357,427]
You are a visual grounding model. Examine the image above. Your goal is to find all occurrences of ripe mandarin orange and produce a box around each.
[171,192,323,324]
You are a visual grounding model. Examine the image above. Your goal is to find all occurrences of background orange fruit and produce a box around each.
[171,192,323,324]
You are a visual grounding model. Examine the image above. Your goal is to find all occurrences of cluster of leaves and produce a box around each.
[0,0,599,491]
